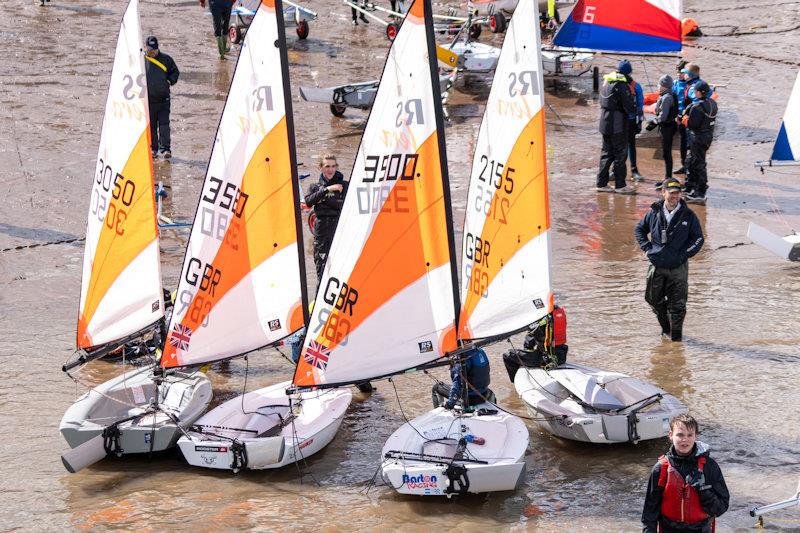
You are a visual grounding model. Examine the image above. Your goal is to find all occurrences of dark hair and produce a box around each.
[670,413,699,433]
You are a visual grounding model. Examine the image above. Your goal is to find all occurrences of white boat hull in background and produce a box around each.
[514,363,687,444]
[60,366,212,453]
[381,404,529,496]
[177,381,352,471]
[747,222,800,262]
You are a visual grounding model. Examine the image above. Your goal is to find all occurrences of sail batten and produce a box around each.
[293,0,458,388]
[162,0,304,369]
[77,0,163,350]
[459,0,553,341]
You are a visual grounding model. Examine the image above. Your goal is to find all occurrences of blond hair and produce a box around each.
[318,154,337,167]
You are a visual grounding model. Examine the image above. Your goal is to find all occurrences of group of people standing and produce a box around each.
[597,59,718,203]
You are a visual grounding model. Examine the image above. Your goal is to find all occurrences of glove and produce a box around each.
[645,121,657,131]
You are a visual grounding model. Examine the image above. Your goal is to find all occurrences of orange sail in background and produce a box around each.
[77,0,163,350]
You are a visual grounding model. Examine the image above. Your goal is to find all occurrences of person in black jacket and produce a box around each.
[683,81,718,203]
[304,154,348,282]
[642,414,729,533]
[144,36,180,159]
[634,179,704,341]
[646,74,678,184]
[199,0,233,60]
[596,60,636,194]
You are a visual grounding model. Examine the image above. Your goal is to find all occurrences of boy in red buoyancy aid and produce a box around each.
[642,414,729,533]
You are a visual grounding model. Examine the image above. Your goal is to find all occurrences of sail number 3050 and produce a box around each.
[91,159,136,236]
[474,156,515,224]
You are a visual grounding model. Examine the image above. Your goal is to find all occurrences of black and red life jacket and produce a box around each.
[657,455,713,530]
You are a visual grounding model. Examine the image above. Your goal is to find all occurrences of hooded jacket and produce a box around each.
[599,72,635,135]
[304,171,348,218]
[642,442,730,533]
[635,199,704,269]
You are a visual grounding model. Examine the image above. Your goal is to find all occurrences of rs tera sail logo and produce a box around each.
[402,474,438,489]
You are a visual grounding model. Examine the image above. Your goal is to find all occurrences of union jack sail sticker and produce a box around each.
[304,340,330,370]
[170,323,193,351]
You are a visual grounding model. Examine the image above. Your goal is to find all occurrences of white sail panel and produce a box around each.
[162,0,303,368]
[77,0,163,349]
[771,70,800,161]
[294,0,456,387]
[459,0,553,340]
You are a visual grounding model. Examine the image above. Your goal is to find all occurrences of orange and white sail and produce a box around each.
[77,0,163,350]
[459,0,553,341]
[293,0,458,388]
[161,0,305,368]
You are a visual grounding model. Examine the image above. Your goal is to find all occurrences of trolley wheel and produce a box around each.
[386,22,399,41]
[296,20,309,39]
[330,103,347,117]
[489,12,507,33]
[307,212,316,232]
[229,25,242,44]
[468,23,482,39]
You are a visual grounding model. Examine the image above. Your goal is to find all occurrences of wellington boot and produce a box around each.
[657,312,671,336]
[216,36,226,60]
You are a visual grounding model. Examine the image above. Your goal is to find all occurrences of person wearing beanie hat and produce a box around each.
[682,81,717,203]
[618,59,633,75]
[634,178,704,341]
[199,0,233,60]
[144,36,180,159]
[596,62,636,194]
[646,74,678,183]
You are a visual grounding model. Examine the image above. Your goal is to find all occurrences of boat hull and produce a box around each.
[60,366,212,454]
[514,363,687,444]
[380,404,528,496]
[177,381,352,471]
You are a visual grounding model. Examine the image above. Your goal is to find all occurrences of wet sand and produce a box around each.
[1,0,799,530]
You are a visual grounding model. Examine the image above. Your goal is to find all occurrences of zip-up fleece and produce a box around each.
[635,199,704,269]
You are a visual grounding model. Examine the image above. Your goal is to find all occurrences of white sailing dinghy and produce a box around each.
[382,0,555,496]
[175,0,352,472]
[749,69,800,262]
[59,0,212,472]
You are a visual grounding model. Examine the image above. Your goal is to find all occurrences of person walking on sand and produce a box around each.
[199,0,233,60]
[596,60,636,195]
[642,414,729,533]
[144,36,180,159]
[634,179,704,341]
[646,75,678,185]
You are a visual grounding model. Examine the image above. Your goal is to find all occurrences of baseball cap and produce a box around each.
[659,178,685,192]
[145,36,158,49]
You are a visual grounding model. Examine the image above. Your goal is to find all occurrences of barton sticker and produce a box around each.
[418,340,433,353]
[195,445,228,453]
[267,319,281,332]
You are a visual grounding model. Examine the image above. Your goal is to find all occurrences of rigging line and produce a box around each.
[682,42,800,67]
[1,236,86,253]
[288,399,322,487]
[756,172,795,232]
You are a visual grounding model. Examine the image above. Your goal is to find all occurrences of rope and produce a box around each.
[1,236,85,253]
[686,1,800,13]
[682,42,800,68]
[699,23,800,37]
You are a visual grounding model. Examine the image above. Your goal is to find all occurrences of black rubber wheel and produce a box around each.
[489,12,507,33]
[386,22,399,41]
[468,23,482,40]
[296,20,309,39]
[330,103,347,117]
[229,25,242,45]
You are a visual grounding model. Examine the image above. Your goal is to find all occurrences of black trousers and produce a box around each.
[597,132,628,187]
[431,382,494,408]
[678,123,688,167]
[312,216,338,282]
[149,98,171,152]
[686,135,711,195]
[660,125,677,178]
[645,262,688,338]
[211,8,231,37]
[627,120,640,171]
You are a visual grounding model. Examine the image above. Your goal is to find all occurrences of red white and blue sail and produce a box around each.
[553,0,681,53]
[771,70,800,162]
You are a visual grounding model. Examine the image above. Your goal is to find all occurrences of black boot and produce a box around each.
[657,311,671,337]
[359,13,369,23]
[670,328,683,342]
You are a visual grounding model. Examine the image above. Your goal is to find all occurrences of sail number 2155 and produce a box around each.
[473,155,515,224]
[91,159,136,236]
